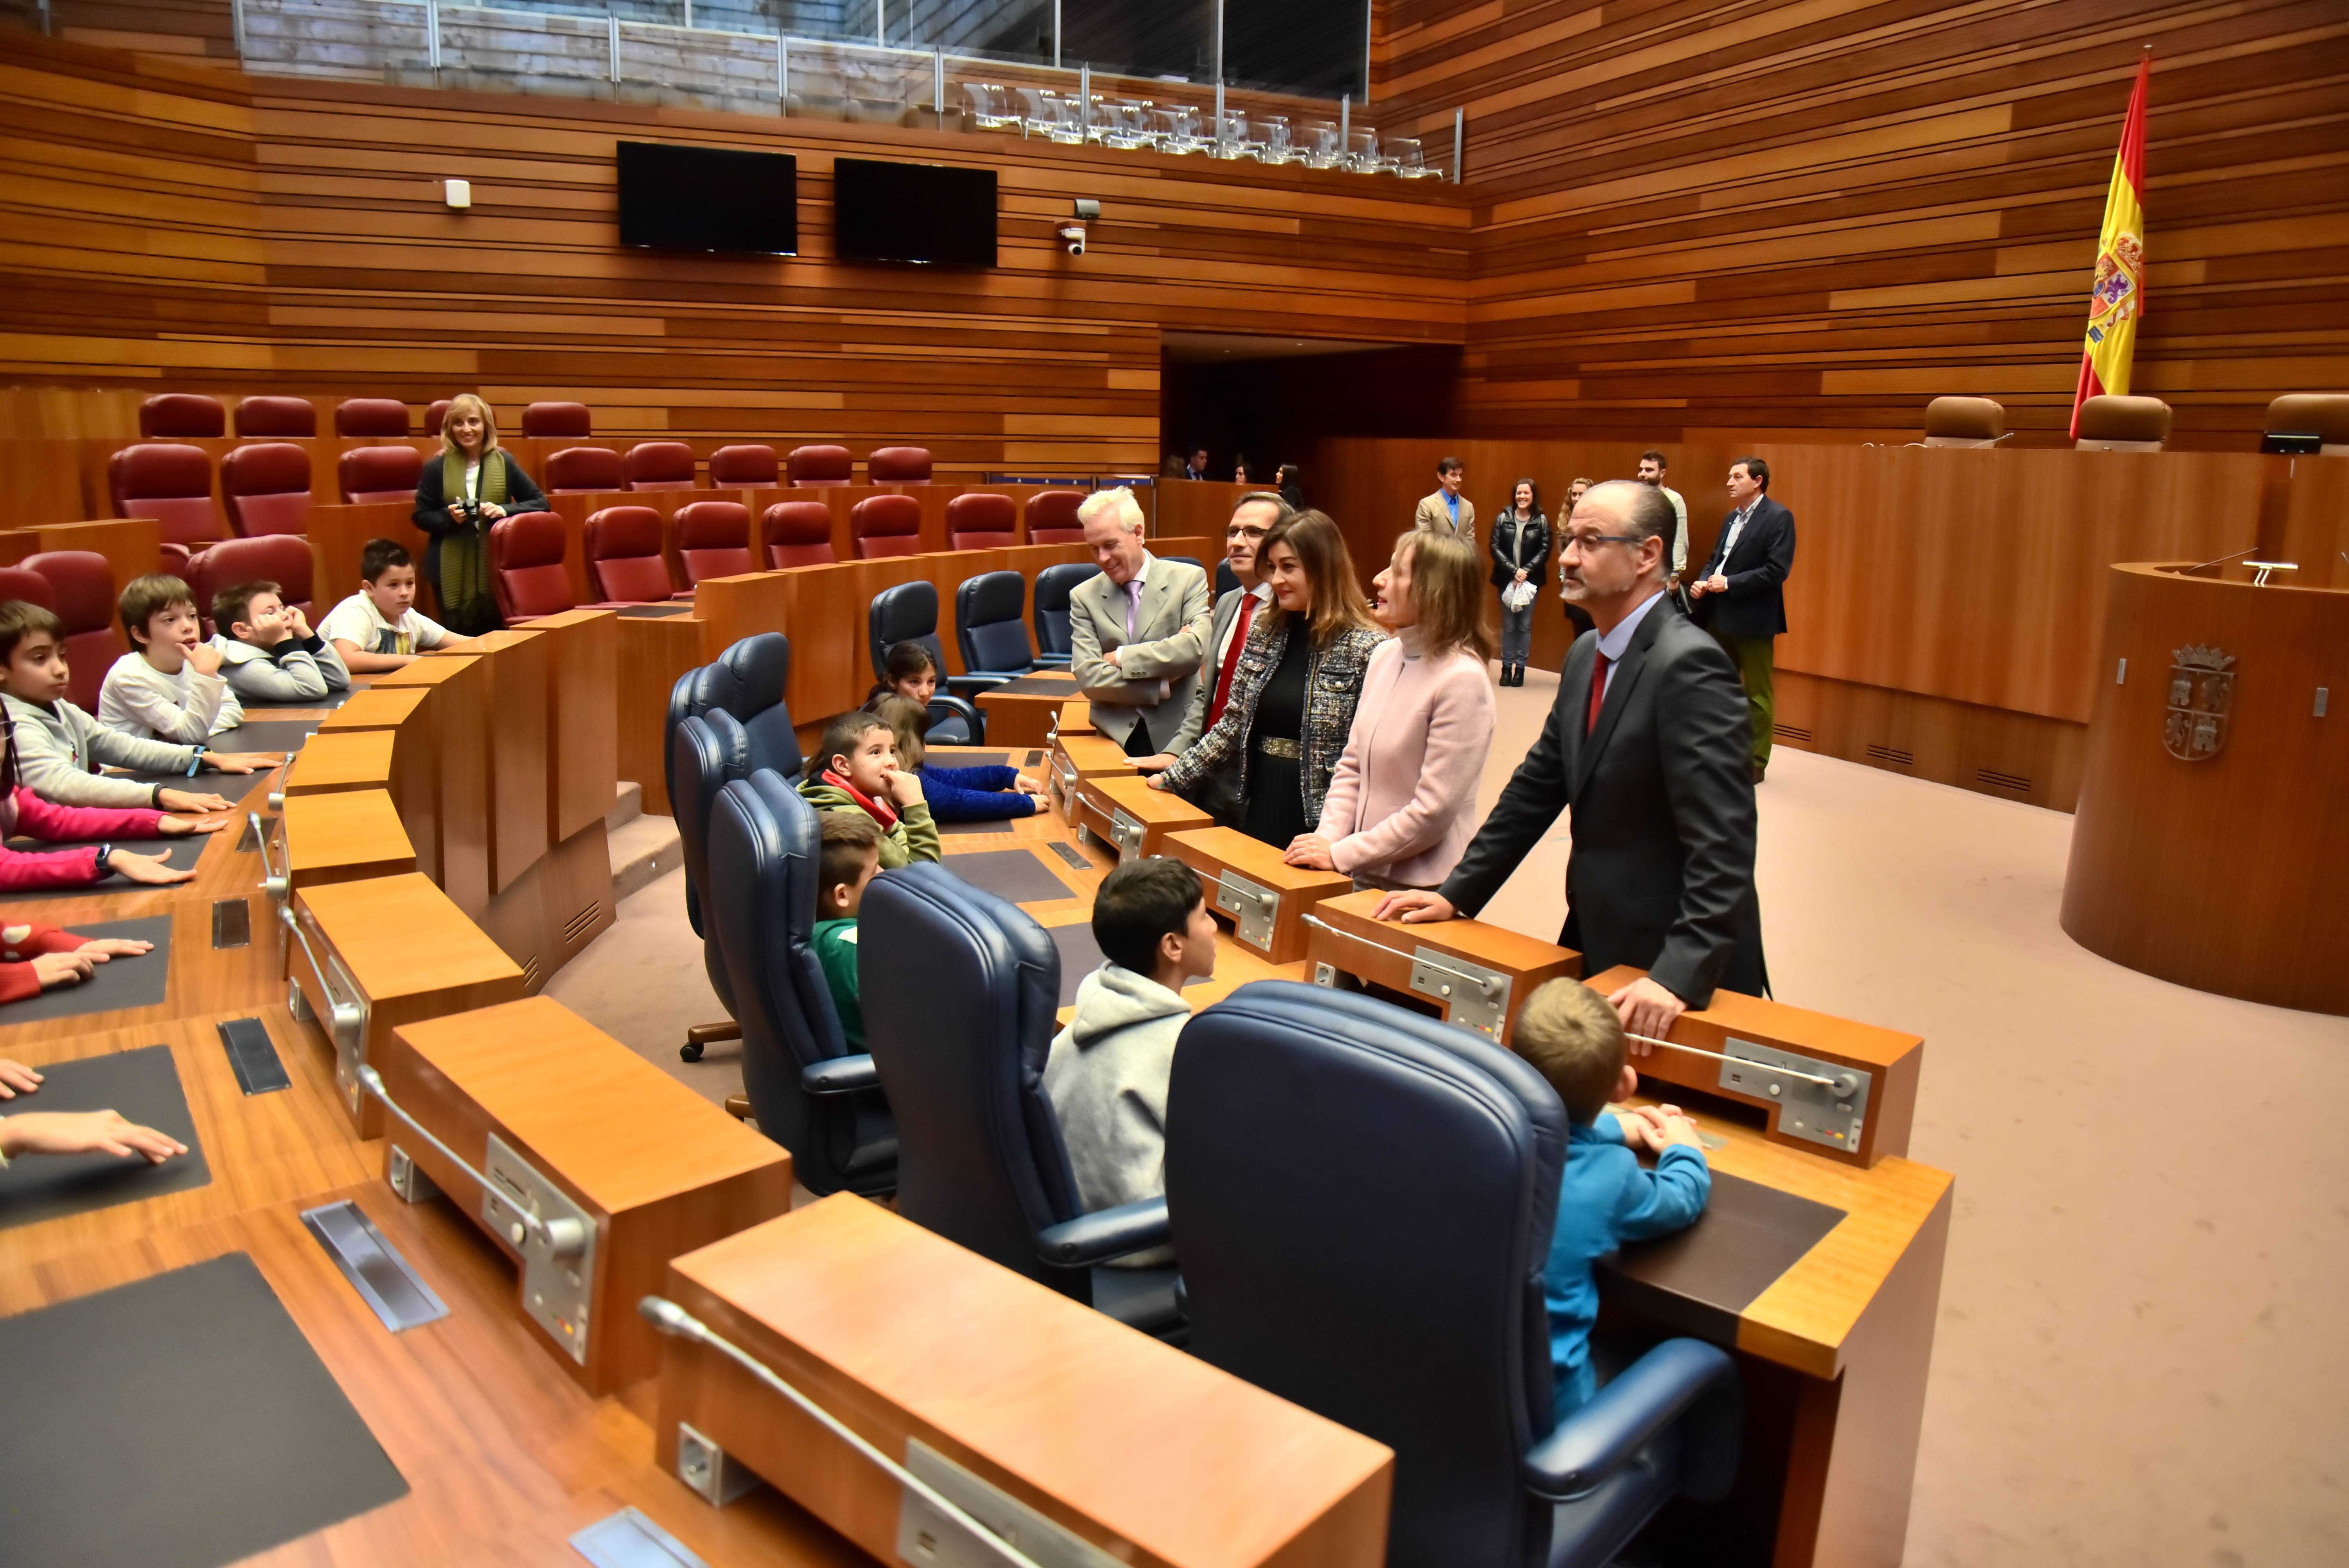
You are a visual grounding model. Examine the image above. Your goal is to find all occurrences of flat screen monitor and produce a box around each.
[833,158,996,267]
[2260,431,2322,455]
[616,140,798,256]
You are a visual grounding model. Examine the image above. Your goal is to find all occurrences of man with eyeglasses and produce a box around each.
[1132,493,1290,793]
[1377,480,1764,1037]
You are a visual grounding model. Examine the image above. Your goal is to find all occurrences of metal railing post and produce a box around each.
[874,0,883,47]
[1340,91,1348,148]
[1214,79,1225,151]
[682,0,692,29]
[1361,0,1372,102]
[228,0,242,53]
[1078,61,1088,139]
[1211,0,1223,98]
[426,0,440,72]
[1453,107,1463,182]
[778,34,788,110]
[934,48,945,127]
[608,10,620,85]
[1051,0,1060,68]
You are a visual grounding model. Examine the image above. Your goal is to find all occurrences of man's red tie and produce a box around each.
[1586,650,1611,736]
[1206,593,1257,730]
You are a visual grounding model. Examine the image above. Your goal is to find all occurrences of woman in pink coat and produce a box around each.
[1287,529,1497,890]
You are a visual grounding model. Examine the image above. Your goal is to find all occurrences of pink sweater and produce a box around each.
[0,786,166,890]
[1314,632,1497,888]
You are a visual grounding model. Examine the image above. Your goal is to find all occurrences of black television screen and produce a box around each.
[616,140,797,255]
[834,158,996,267]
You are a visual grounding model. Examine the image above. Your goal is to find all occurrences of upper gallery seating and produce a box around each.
[334,398,411,437]
[521,401,592,438]
[340,444,425,503]
[624,441,699,490]
[762,501,836,567]
[945,493,1017,549]
[674,500,755,588]
[709,444,780,486]
[787,444,854,486]
[233,396,316,438]
[1025,488,1086,543]
[189,535,314,636]
[220,442,312,537]
[584,505,681,603]
[867,446,934,483]
[138,392,225,438]
[545,445,626,493]
[849,494,923,558]
[109,442,227,567]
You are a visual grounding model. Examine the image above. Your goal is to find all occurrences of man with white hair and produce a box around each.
[1068,487,1214,759]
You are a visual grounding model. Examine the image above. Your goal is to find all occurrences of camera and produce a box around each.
[453,497,488,530]
[1059,223,1087,256]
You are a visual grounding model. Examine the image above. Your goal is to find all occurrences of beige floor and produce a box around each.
[552,666,2349,1566]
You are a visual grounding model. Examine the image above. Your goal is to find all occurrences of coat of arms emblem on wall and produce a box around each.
[2164,646,2234,761]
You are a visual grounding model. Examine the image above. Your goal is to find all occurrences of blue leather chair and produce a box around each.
[869,581,996,745]
[665,633,802,806]
[1215,557,1239,599]
[704,770,896,1196]
[1166,982,1740,1568]
[860,864,1180,1331]
[1031,562,1093,667]
[953,570,1039,680]
[670,713,747,1062]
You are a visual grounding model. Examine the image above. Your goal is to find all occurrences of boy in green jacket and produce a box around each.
[796,710,941,869]
[811,812,882,1049]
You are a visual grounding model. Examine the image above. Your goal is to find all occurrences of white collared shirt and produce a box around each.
[1592,588,1668,703]
[1719,500,1758,565]
[1215,581,1274,667]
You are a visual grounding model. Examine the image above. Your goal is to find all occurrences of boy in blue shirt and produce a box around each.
[1513,978,1711,1415]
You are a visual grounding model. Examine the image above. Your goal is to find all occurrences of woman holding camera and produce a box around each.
[412,393,545,635]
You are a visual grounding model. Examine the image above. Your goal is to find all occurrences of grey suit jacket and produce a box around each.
[1413,490,1475,544]
[1069,552,1214,752]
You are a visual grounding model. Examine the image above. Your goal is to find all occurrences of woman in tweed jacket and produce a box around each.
[1153,511,1385,848]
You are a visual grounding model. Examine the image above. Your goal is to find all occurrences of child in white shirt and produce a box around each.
[319,538,469,673]
[98,574,242,743]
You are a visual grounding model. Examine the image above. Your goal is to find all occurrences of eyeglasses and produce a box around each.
[1560,531,1642,552]
[1225,525,1268,541]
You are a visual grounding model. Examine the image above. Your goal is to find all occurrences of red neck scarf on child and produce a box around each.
[821,768,898,830]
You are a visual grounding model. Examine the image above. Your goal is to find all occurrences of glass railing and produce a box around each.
[228,0,1459,178]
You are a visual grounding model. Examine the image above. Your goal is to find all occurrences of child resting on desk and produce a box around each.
[0,1058,186,1165]
[99,573,243,742]
[796,711,941,870]
[0,601,276,813]
[811,813,882,1053]
[208,580,351,704]
[1042,856,1218,1265]
[1513,977,1711,1415]
[872,695,1044,823]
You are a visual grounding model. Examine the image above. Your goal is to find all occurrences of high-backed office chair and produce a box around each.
[705,770,897,1196]
[2075,395,2172,452]
[787,444,854,486]
[333,398,410,438]
[850,494,923,558]
[946,492,1017,549]
[674,632,802,788]
[1032,561,1092,667]
[1025,488,1086,543]
[1215,558,1240,599]
[2264,393,2349,455]
[709,444,780,486]
[0,567,58,615]
[868,446,934,484]
[220,442,312,537]
[22,552,123,710]
[1160,554,1205,577]
[424,399,453,437]
[188,535,313,637]
[861,865,1181,1329]
[869,580,1013,695]
[233,395,315,438]
[489,511,588,622]
[339,444,424,504]
[522,401,592,438]
[762,500,836,567]
[138,392,225,439]
[954,571,1037,680]
[108,443,226,569]
[1921,396,2005,447]
[584,505,678,603]
[545,445,626,493]
[624,440,698,490]
[674,500,754,589]
[1167,982,1741,1568]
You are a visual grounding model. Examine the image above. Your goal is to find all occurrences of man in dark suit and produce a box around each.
[1687,456,1795,783]
[1377,480,1762,1036]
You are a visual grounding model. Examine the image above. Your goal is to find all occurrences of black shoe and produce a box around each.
[1752,761,1767,784]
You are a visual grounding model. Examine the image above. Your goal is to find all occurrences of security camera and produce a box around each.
[1059,223,1087,256]
[1072,198,1101,220]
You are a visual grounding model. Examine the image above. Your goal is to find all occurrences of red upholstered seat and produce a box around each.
[221,442,312,537]
[585,505,677,603]
[851,494,923,559]
[425,399,453,437]
[188,535,313,638]
[23,551,123,710]
[546,445,626,493]
[139,393,224,439]
[762,501,836,567]
[708,444,779,486]
[787,444,853,486]
[625,441,698,490]
[340,444,425,504]
[490,512,578,622]
[335,398,410,438]
[675,501,754,587]
[0,567,58,613]
[868,446,934,483]
[108,443,227,559]
[1025,488,1086,543]
[234,396,317,438]
[522,401,592,438]
[946,492,1017,550]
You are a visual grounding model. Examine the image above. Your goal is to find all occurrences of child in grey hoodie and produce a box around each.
[1042,856,1218,1261]
[206,580,350,705]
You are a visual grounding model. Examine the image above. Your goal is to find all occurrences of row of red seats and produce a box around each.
[138,393,592,441]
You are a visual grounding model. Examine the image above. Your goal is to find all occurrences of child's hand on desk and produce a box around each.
[159,786,232,814]
[105,848,195,886]
[0,1110,186,1164]
[157,813,226,837]
[203,751,283,774]
[74,937,153,962]
[1013,773,1044,796]
[0,1059,44,1098]
[1657,1109,1708,1155]
[1609,1105,1670,1153]
[30,951,95,989]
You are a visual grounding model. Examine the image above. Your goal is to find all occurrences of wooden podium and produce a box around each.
[1069,772,1212,861]
[1166,827,1351,965]
[2063,562,2349,1015]
[1045,731,1133,817]
[1303,889,1583,1042]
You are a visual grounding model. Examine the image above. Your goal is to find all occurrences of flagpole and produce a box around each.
[2067,53,2152,440]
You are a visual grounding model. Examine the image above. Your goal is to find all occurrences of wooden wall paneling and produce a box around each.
[470,628,553,895]
[1155,480,1261,539]
[374,653,493,918]
[309,499,426,608]
[0,440,93,527]
[30,517,162,600]
[615,610,707,816]
[1773,670,2090,813]
[528,606,621,842]
[2278,457,2349,589]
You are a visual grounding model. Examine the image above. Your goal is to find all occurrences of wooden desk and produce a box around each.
[658,1196,1393,1568]
[976,670,1086,748]
[280,789,418,896]
[371,654,490,914]
[1303,888,1583,1042]
[277,729,396,797]
[1044,730,1132,816]
[1165,827,1352,966]
[387,996,793,1394]
[1052,698,1096,738]
[1069,772,1212,862]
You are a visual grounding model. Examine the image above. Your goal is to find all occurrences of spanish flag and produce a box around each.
[2069,55,2151,438]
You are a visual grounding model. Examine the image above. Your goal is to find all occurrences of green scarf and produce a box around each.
[439,448,505,633]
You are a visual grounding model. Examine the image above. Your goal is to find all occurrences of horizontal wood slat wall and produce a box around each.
[0,34,1466,472]
[1372,0,2349,445]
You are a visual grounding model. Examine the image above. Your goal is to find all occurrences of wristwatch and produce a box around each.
[93,843,114,877]
[151,783,167,809]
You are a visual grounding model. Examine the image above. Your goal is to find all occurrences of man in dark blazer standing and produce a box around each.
[1376,480,1762,1036]
[1688,456,1795,783]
